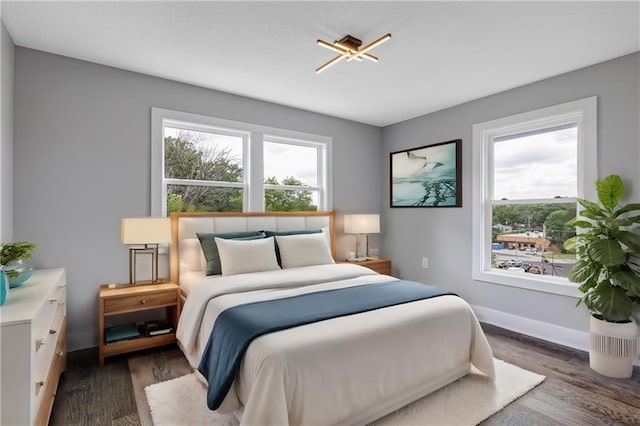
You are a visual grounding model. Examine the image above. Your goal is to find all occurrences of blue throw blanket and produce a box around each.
[198,280,457,409]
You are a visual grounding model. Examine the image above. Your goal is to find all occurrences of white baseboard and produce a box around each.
[471,304,589,352]
[471,305,640,367]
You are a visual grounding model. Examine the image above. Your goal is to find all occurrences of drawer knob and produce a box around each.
[49,329,57,335]
[36,338,46,351]
[140,299,146,304]
[48,297,57,303]
[58,351,64,356]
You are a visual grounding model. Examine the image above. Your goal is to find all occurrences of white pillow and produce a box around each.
[179,238,206,272]
[275,233,335,269]
[215,236,280,276]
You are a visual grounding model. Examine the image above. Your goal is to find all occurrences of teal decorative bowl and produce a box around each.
[5,259,34,288]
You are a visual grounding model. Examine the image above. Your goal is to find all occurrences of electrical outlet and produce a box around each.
[422,257,429,269]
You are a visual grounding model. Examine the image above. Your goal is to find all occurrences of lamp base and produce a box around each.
[344,257,381,263]
[111,278,167,289]
[129,245,160,284]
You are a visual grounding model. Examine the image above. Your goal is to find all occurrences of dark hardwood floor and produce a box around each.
[480,324,639,426]
[50,323,640,425]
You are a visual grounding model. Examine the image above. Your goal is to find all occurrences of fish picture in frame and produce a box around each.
[390,139,462,207]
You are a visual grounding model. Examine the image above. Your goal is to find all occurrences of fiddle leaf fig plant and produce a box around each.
[564,175,640,322]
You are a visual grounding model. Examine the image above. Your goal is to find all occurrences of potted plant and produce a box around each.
[0,242,37,288]
[564,175,640,378]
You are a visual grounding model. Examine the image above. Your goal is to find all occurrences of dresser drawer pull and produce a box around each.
[48,297,58,303]
[59,283,67,288]
[58,351,65,356]
[140,299,146,304]
[36,337,46,351]
[36,381,45,394]
[49,329,57,335]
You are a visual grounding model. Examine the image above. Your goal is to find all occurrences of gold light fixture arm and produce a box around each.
[317,41,362,63]
[333,42,378,62]
[360,53,378,62]
[316,33,390,72]
[318,40,378,62]
[316,52,349,74]
[346,33,391,62]
[317,39,347,54]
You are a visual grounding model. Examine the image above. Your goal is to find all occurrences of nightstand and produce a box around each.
[98,282,180,366]
[340,258,392,275]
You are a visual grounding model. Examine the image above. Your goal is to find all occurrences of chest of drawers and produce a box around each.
[0,268,67,426]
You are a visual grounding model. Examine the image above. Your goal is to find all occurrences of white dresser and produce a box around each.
[1,268,67,426]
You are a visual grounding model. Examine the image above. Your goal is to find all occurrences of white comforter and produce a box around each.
[177,263,495,425]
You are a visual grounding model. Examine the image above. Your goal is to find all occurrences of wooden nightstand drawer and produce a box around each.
[366,261,391,275]
[339,258,392,276]
[104,289,176,315]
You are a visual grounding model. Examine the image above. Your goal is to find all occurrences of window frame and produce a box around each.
[263,135,327,211]
[471,97,597,297]
[151,108,333,216]
[162,119,250,212]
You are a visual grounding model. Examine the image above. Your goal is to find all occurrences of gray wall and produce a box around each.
[0,20,14,242]
[13,48,382,350]
[12,43,639,351]
[382,52,640,335]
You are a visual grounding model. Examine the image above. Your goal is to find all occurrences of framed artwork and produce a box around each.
[390,139,462,207]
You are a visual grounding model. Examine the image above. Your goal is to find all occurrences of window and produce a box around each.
[472,97,597,296]
[163,124,247,213]
[151,108,332,216]
[263,137,324,212]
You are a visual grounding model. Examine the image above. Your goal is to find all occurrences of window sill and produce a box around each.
[473,269,581,298]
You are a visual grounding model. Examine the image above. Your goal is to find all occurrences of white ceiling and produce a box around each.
[2,1,639,127]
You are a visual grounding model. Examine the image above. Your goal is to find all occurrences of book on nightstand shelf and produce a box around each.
[105,323,141,344]
[144,320,174,336]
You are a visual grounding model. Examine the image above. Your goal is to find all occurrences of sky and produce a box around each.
[493,126,577,200]
[263,141,318,186]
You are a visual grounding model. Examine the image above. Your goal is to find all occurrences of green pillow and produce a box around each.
[197,231,266,276]
[264,229,322,266]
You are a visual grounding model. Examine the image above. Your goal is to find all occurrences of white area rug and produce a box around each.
[145,359,544,426]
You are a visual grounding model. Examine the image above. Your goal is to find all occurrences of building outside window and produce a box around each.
[472,97,597,296]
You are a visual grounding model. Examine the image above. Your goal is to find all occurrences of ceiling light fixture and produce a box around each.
[316,33,391,74]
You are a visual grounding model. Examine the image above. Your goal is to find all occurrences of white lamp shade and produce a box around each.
[121,217,171,244]
[344,214,380,234]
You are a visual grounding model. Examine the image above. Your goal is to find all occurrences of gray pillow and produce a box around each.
[197,231,266,276]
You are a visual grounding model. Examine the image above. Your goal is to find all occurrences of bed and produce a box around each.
[171,211,495,425]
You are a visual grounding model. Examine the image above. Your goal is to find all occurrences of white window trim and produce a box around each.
[263,134,327,209]
[472,97,597,297]
[151,107,333,216]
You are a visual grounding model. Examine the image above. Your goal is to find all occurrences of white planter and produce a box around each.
[589,315,638,379]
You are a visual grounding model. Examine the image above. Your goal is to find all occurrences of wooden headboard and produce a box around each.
[169,211,336,285]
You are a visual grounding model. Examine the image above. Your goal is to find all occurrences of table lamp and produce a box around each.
[121,217,171,284]
[344,214,380,260]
